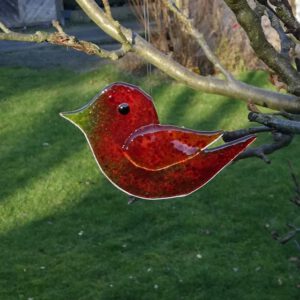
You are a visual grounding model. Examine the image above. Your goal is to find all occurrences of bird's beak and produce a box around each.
[60,107,92,133]
[60,110,75,122]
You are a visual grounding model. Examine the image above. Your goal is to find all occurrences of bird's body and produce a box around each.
[61,83,255,200]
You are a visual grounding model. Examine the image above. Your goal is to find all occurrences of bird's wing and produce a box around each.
[123,124,223,171]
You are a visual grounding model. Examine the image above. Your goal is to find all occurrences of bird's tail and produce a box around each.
[203,135,256,170]
[205,135,255,154]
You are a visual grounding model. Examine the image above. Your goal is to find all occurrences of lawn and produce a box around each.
[0,65,300,300]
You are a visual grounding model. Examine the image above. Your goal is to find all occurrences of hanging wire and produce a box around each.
[146,0,152,77]
[143,0,147,42]
[143,0,152,92]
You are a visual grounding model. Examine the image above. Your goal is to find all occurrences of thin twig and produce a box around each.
[162,0,234,81]
[223,126,271,142]
[236,132,293,163]
[102,0,131,50]
[279,111,300,121]
[52,20,65,35]
[224,121,294,163]
[102,0,113,20]
[249,112,300,134]
[0,21,10,33]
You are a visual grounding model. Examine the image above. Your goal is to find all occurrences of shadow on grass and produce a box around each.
[0,184,188,299]
[155,82,245,133]
[0,73,88,202]
[0,165,299,300]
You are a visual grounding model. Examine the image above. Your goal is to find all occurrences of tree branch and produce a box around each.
[0,21,10,33]
[102,0,113,19]
[74,0,300,113]
[162,0,234,81]
[223,124,293,163]
[279,110,300,121]
[231,109,298,163]
[0,20,131,61]
[269,0,300,41]
[267,9,295,58]
[249,112,300,134]
[236,131,293,163]
[224,0,300,95]
[223,126,271,142]
[102,0,131,51]
[1,1,300,112]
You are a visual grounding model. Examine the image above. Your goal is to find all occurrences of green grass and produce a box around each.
[0,65,300,300]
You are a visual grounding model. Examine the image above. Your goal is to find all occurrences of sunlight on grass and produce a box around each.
[0,147,97,234]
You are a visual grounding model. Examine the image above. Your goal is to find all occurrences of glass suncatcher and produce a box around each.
[61,83,255,200]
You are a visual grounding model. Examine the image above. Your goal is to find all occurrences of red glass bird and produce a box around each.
[61,83,255,200]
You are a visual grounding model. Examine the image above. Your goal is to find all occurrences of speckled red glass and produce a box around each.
[61,83,256,200]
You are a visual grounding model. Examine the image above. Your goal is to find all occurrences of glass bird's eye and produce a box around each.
[118,103,130,115]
